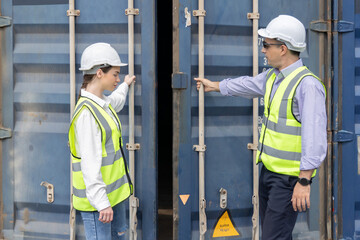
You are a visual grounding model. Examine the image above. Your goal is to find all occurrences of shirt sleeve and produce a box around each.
[296,76,327,170]
[75,109,111,211]
[108,82,129,112]
[218,69,269,98]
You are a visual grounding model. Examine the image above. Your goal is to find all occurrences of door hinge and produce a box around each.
[310,20,354,33]
[0,16,12,28]
[333,130,354,143]
[0,127,12,139]
[172,72,188,89]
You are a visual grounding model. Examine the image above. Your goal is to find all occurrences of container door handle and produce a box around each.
[40,181,54,203]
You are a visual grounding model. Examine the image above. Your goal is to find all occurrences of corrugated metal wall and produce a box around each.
[1,0,360,239]
[355,0,360,236]
[339,0,357,239]
[1,0,156,239]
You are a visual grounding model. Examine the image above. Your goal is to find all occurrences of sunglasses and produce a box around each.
[262,41,285,49]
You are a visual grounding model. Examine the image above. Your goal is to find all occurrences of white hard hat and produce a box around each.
[258,15,306,52]
[79,42,127,74]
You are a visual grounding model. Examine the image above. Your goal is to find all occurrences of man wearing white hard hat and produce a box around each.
[195,15,327,239]
[69,42,135,239]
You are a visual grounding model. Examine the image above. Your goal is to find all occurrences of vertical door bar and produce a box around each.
[326,0,333,238]
[194,0,207,239]
[317,0,328,238]
[126,0,139,239]
[248,0,260,238]
[172,1,180,239]
[68,0,77,239]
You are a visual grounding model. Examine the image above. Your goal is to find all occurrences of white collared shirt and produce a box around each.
[73,82,129,211]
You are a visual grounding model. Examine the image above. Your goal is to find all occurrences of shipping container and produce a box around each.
[0,0,156,239]
[0,0,359,240]
[172,0,322,239]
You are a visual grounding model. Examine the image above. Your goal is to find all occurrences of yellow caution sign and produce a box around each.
[179,194,190,205]
[212,210,240,238]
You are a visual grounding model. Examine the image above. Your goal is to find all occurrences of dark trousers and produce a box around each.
[259,165,299,240]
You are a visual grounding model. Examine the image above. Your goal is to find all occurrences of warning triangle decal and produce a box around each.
[179,194,190,205]
[212,210,240,238]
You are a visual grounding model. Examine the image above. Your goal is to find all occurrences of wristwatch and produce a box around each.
[298,178,312,186]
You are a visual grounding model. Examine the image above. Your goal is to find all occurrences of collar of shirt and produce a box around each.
[274,59,304,81]
[80,89,111,108]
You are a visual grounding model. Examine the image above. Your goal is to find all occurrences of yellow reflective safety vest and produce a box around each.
[256,66,326,177]
[68,97,133,211]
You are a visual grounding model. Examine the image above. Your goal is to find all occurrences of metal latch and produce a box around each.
[40,181,54,203]
[172,72,188,89]
[333,130,354,143]
[125,8,140,16]
[0,16,12,28]
[130,196,139,236]
[219,188,227,209]
[193,10,206,17]
[193,145,206,152]
[66,9,80,17]
[247,143,258,150]
[0,127,12,140]
[310,20,354,33]
[199,198,207,235]
[247,12,260,20]
[126,143,141,151]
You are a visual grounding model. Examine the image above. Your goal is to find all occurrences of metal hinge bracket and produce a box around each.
[310,20,354,33]
[334,20,354,33]
[0,127,12,139]
[333,130,354,143]
[67,9,80,17]
[193,10,206,17]
[126,143,141,151]
[0,16,12,28]
[193,145,206,152]
[125,8,140,16]
[172,72,188,89]
[247,13,260,20]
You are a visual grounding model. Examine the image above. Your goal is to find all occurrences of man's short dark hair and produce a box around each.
[289,50,300,57]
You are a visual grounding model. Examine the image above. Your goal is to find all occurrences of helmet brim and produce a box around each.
[79,62,128,71]
[258,28,272,39]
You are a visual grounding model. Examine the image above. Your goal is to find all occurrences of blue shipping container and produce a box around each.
[0,0,156,239]
[0,0,359,239]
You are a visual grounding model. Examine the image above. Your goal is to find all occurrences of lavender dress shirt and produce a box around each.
[219,59,327,171]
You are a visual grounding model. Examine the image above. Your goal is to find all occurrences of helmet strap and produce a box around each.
[82,64,110,75]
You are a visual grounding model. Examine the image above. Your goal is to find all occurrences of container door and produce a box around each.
[333,0,357,239]
[173,0,322,239]
[0,1,156,239]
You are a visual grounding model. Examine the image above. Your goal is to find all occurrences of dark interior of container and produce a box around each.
[157,1,173,239]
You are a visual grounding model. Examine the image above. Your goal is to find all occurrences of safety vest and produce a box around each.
[256,66,325,177]
[68,97,133,211]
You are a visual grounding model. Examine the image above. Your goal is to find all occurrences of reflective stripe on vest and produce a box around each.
[68,97,132,211]
[256,66,325,177]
